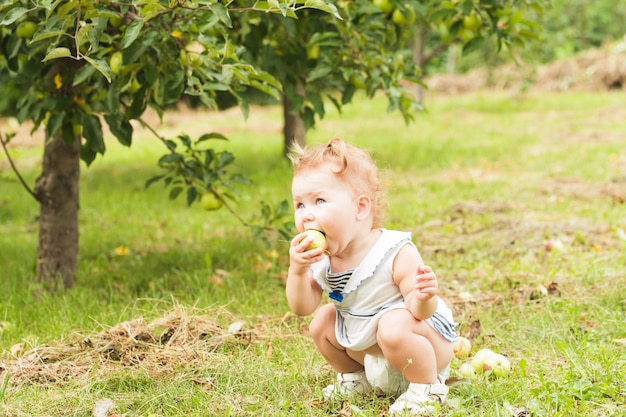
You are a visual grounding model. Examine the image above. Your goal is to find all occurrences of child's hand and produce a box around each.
[414,265,438,301]
[289,232,325,275]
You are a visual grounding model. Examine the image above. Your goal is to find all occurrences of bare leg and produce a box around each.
[309,303,364,373]
[377,309,453,384]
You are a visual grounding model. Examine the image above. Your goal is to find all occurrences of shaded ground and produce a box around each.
[426,38,626,94]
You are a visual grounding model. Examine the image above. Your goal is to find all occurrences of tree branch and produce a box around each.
[0,132,40,203]
[135,117,274,231]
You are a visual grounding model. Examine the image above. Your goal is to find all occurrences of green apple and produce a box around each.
[200,192,223,211]
[109,51,123,75]
[458,362,477,379]
[301,230,327,251]
[373,0,394,15]
[452,336,472,359]
[306,43,320,60]
[483,353,511,377]
[128,77,142,93]
[109,14,123,28]
[470,348,495,373]
[391,7,416,26]
[463,11,481,31]
[16,21,37,39]
[350,73,366,89]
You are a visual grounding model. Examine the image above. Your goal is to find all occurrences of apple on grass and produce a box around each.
[458,362,477,379]
[301,230,327,252]
[469,348,496,373]
[452,336,472,359]
[483,353,511,378]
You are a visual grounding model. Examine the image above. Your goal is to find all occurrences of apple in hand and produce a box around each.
[483,353,511,377]
[452,336,472,359]
[301,230,327,252]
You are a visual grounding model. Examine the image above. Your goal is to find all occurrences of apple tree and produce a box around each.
[0,0,342,290]
[225,0,545,151]
[0,0,544,290]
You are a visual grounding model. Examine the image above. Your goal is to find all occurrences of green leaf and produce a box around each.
[104,113,133,147]
[217,151,235,169]
[169,186,183,200]
[306,65,333,82]
[209,3,232,27]
[121,19,145,49]
[31,30,66,43]
[125,86,148,120]
[82,114,105,155]
[158,153,183,164]
[303,0,343,20]
[186,187,198,206]
[144,175,165,189]
[42,47,72,62]
[198,133,228,142]
[81,55,111,83]
[1,7,28,25]
[72,64,97,86]
[46,111,65,138]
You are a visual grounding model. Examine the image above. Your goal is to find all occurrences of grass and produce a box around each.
[1,89,625,416]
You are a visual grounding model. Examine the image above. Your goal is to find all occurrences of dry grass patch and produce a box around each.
[0,306,260,387]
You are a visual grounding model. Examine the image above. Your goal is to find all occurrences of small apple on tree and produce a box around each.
[391,6,416,26]
[373,0,394,15]
[200,191,223,211]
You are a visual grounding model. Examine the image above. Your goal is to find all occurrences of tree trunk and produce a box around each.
[34,132,81,290]
[282,81,306,156]
[412,24,427,104]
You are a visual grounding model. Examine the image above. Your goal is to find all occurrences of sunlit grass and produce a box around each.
[1,90,625,416]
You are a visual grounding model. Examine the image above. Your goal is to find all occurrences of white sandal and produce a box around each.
[322,369,372,400]
[388,375,448,416]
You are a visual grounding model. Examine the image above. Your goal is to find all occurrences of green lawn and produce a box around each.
[1,90,625,416]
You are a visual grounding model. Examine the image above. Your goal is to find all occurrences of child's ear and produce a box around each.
[355,194,371,220]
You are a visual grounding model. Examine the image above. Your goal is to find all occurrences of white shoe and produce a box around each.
[322,369,372,400]
[388,375,448,416]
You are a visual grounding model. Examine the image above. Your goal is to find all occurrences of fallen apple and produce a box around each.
[453,336,472,359]
[545,238,565,252]
[301,229,327,252]
[470,348,495,373]
[458,362,477,379]
[483,353,511,377]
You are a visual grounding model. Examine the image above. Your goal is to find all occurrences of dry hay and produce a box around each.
[0,306,254,387]
[426,37,626,94]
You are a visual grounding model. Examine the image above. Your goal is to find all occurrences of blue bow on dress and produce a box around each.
[329,291,344,302]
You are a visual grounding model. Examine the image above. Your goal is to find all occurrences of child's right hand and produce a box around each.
[289,232,325,274]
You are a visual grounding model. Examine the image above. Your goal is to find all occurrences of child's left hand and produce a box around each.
[414,265,438,301]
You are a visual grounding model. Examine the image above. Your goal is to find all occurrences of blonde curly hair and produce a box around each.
[289,138,387,228]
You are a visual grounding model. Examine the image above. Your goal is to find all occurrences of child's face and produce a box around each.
[292,163,358,241]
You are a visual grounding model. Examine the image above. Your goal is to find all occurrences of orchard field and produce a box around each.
[1,76,625,415]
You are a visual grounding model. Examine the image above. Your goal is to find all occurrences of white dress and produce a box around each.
[310,228,457,351]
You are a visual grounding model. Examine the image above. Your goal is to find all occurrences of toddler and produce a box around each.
[286,138,457,416]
